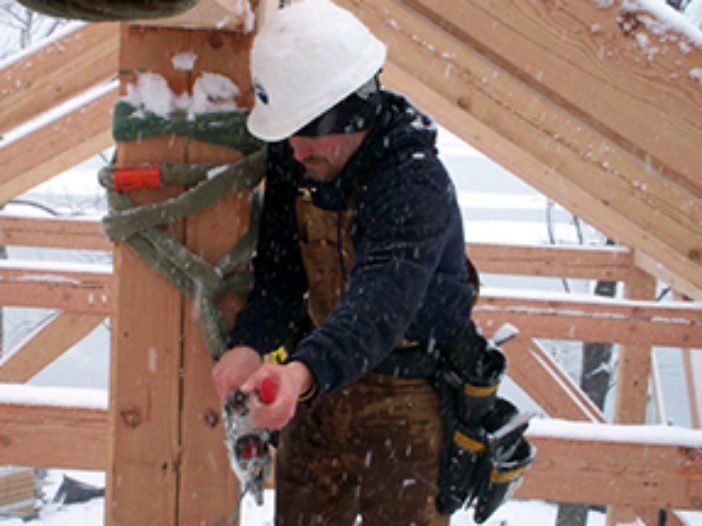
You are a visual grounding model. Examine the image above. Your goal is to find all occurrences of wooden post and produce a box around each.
[675,292,702,430]
[106,24,254,526]
[606,265,657,526]
[682,347,702,429]
[178,30,255,525]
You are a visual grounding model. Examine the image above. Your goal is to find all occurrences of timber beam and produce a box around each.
[0,23,119,135]
[0,312,107,382]
[0,261,111,313]
[475,290,702,347]
[520,420,702,511]
[337,0,702,299]
[469,243,632,281]
[502,336,606,423]
[0,215,111,251]
[2,398,700,511]
[0,87,117,206]
[0,401,107,470]
[106,24,251,526]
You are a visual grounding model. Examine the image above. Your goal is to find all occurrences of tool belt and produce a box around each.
[431,322,536,522]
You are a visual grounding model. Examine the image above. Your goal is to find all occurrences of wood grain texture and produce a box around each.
[0,23,119,134]
[339,0,702,298]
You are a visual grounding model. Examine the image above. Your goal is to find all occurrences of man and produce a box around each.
[212,1,486,524]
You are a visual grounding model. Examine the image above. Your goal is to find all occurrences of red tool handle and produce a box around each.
[258,376,278,405]
[113,164,161,192]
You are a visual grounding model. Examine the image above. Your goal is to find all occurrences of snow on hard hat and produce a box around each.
[247,0,387,142]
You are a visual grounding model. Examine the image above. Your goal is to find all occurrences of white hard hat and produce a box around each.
[247,0,387,142]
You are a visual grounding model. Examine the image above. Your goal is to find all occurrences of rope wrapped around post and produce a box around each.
[17,0,199,21]
[101,100,266,359]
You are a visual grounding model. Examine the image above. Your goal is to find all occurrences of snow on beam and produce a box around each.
[0,86,116,206]
[0,384,107,470]
[341,0,702,300]
[0,260,111,314]
[520,419,702,509]
[0,23,119,135]
[475,289,702,347]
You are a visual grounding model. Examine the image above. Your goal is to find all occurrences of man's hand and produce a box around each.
[241,361,313,430]
[212,346,263,406]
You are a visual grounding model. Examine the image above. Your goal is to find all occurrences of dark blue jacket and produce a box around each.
[228,92,474,399]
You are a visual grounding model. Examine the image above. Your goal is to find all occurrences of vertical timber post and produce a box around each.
[606,265,657,526]
[106,23,255,526]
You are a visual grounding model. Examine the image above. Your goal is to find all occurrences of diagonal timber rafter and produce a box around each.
[0,23,119,135]
[337,0,702,299]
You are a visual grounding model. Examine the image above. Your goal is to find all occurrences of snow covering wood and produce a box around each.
[521,420,702,510]
[0,384,106,409]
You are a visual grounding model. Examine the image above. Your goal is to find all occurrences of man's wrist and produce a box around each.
[285,360,314,399]
[230,345,263,361]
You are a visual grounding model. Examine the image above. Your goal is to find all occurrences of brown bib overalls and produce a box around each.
[274,190,448,526]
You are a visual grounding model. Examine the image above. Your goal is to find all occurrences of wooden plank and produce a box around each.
[682,347,702,429]
[407,0,702,198]
[614,268,657,424]
[176,29,253,525]
[0,216,111,251]
[519,426,702,510]
[0,312,106,382]
[502,336,605,422]
[634,249,701,301]
[474,291,702,348]
[0,88,116,206]
[0,23,119,134]
[0,468,35,517]
[3,406,702,512]
[0,261,111,313]
[0,403,106,469]
[609,267,657,525]
[342,0,702,299]
[106,25,189,526]
[468,242,633,281]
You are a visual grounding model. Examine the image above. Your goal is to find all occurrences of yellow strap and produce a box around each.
[464,382,499,398]
[453,430,486,454]
[298,382,318,402]
[490,464,529,484]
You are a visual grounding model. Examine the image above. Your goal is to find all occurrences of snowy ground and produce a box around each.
[0,469,607,526]
[3,470,702,525]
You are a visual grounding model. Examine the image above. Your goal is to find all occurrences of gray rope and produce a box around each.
[101,102,267,359]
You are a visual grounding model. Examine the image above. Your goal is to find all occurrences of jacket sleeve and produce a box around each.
[227,145,308,355]
[289,154,455,396]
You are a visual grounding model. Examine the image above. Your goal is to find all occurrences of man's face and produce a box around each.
[288,131,368,182]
